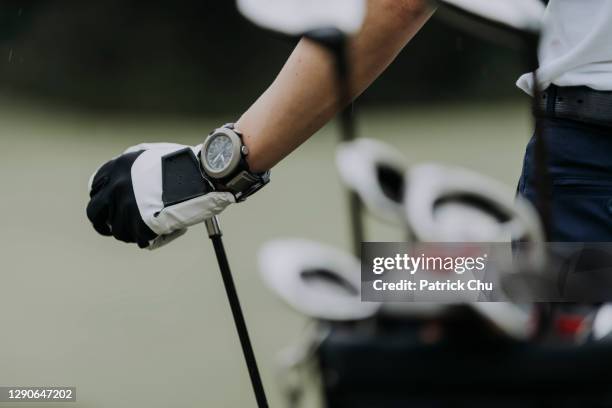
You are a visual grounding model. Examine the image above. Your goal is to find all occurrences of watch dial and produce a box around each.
[206,134,234,172]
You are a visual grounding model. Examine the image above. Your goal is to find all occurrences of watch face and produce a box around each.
[206,134,234,172]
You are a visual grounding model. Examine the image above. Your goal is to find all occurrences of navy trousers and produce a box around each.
[518,117,612,242]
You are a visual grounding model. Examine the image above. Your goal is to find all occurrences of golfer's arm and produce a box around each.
[236,0,434,172]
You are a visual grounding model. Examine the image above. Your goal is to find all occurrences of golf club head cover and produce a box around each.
[236,0,366,37]
[406,163,542,240]
[86,143,235,249]
[405,163,546,271]
[336,138,408,223]
[258,239,380,321]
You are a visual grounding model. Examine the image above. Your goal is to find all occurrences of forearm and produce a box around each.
[236,0,434,172]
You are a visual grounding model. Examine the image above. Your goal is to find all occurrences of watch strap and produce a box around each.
[225,170,271,202]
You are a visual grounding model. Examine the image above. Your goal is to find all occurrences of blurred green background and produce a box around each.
[0,2,534,407]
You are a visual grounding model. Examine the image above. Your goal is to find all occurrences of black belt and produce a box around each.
[534,85,612,128]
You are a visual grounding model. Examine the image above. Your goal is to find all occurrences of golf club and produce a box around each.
[205,216,268,408]
[336,138,409,226]
[405,162,547,303]
[402,163,546,337]
[405,163,545,245]
[236,0,367,255]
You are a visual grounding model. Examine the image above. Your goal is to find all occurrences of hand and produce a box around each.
[86,143,235,249]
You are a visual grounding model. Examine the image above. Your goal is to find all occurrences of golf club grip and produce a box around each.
[210,235,269,408]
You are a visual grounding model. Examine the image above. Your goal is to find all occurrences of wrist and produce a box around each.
[234,123,267,173]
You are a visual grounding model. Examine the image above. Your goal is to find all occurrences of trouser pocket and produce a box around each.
[544,178,612,242]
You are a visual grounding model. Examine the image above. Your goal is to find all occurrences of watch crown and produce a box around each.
[241,145,249,155]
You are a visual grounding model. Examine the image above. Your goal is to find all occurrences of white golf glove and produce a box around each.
[86,143,235,249]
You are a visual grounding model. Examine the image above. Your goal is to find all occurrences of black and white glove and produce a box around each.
[86,143,235,249]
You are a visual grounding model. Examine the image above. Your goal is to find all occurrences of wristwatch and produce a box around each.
[200,124,270,202]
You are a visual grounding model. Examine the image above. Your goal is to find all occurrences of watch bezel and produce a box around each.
[201,128,243,179]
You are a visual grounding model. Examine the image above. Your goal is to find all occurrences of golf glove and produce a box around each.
[86,143,235,249]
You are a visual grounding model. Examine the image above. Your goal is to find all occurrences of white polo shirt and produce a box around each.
[517,0,612,95]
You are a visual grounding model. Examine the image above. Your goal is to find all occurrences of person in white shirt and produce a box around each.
[517,0,612,241]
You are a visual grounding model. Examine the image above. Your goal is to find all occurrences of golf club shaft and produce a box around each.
[335,40,364,257]
[205,217,269,408]
[304,30,364,255]
[341,108,365,256]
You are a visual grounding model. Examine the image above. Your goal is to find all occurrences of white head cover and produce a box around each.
[336,138,408,223]
[237,0,366,37]
[438,0,545,33]
[259,239,380,321]
[405,163,544,247]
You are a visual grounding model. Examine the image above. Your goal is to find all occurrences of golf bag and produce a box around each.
[318,313,612,408]
[260,154,612,407]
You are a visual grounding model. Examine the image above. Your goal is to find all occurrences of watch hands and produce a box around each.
[213,153,224,167]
